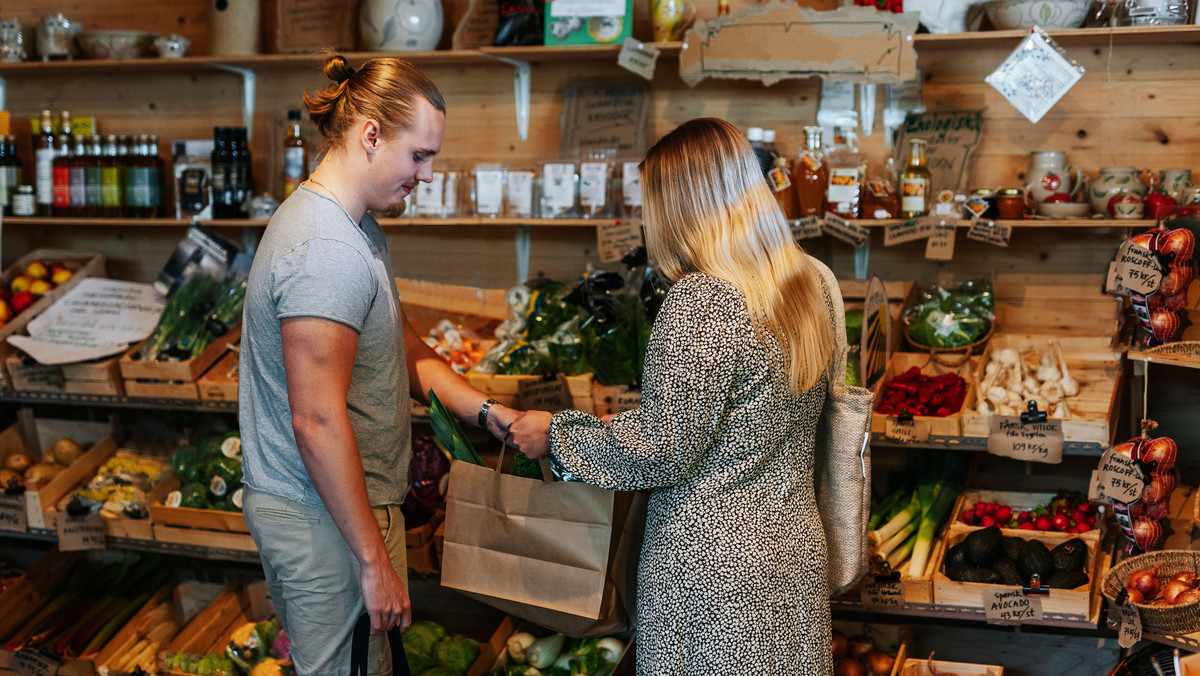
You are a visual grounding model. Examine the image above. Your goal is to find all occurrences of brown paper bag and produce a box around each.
[441,449,645,637]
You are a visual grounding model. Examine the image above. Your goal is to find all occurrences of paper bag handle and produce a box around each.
[497,430,555,483]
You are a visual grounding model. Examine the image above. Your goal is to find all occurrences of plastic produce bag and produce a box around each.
[903,278,994,348]
[494,0,543,46]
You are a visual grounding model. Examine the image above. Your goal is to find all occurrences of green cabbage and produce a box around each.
[434,634,480,674]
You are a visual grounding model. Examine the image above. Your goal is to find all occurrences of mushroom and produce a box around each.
[1052,340,1080,397]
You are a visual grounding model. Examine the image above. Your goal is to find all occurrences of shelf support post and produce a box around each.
[482,55,531,141]
[515,224,531,285]
[208,65,257,140]
[854,239,870,280]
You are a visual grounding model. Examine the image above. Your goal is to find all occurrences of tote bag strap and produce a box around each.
[811,257,850,386]
[351,613,412,676]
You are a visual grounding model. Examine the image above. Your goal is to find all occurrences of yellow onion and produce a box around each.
[862,650,895,676]
[1127,565,1161,600]
[832,632,847,660]
[834,658,866,676]
[1163,579,1192,605]
[1171,571,1198,588]
[847,636,873,659]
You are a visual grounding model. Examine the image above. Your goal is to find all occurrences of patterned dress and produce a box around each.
[549,270,834,675]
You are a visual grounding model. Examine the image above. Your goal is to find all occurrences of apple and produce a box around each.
[1145,193,1177,219]
[1044,193,1073,203]
[28,279,51,296]
[0,300,10,323]
[24,261,47,280]
[9,275,30,293]
[10,290,34,314]
[50,268,73,286]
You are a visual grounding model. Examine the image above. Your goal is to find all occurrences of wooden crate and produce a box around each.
[0,417,115,530]
[0,250,107,390]
[165,584,249,656]
[407,510,445,576]
[92,585,181,674]
[45,445,168,541]
[120,323,241,399]
[396,278,508,335]
[466,370,596,414]
[961,332,1123,446]
[477,618,633,676]
[949,490,1106,545]
[6,352,123,397]
[0,549,101,675]
[872,352,975,438]
[929,528,1102,621]
[832,620,910,676]
[196,349,239,402]
[900,659,1003,675]
[842,534,947,607]
[148,473,255,552]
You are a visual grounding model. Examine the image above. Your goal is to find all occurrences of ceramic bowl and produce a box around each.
[1037,201,1092,218]
[77,30,157,60]
[153,33,190,59]
[983,0,1089,29]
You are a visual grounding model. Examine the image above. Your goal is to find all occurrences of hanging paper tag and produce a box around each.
[985,588,1044,624]
[925,222,956,260]
[0,493,27,532]
[597,219,644,263]
[1106,239,1165,296]
[823,212,869,247]
[967,219,1012,247]
[11,650,59,676]
[1109,599,1142,648]
[1093,448,1147,503]
[884,219,934,246]
[517,376,574,413]
[988,416,1064,464]
[885,417,932,443]
[861,578,906,610]
[58,511,106,551]
[617,38,660,80]
[985,28,1085,124]
[791,216,824,241]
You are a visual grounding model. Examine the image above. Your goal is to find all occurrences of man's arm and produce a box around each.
[282,316,409,634]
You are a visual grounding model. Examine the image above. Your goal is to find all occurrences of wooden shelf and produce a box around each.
[858,218,1145,228]
[6,217,193,227]
[832,596,1100,630]
[912,24,1200,50]
[1126,349,1200,371]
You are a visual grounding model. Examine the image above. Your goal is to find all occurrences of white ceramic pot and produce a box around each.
[1027,151,1082,203]
[983,0,1089,29]
[360,0,444,52]
[1091,167,1148,217]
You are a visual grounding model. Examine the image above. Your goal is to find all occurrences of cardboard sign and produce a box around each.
[597,219,645,263]
[988,416,1064,464]
[1106,239,1165,297]
[884,417,931,444]
[862,275,890,390]
[967,219,1012,247]
[1094,448,1147,503]
[517,376,575,413]
[618,38,660,80]
[1109,599,1142,648]
[823,212,870,247]
[861,578,905,610]
[894,111,984,193]
[884,219,934,246]
[561,83,649,156]
[680,4,919,87]
[610,385,643,414]
[11,650,59,676]
[58,512,106,551]
[790,216,824,241]
[452,0,500,49]
[924,223,957,260]
[0,493,27,532]
[984,588,1044,625]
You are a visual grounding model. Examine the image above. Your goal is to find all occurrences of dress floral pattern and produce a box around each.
[549,270,834,675]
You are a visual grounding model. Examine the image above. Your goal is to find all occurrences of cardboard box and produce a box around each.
[262,0,356,53]
[544,0,633,45]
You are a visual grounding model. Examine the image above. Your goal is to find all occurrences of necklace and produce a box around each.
[306,178,358,226]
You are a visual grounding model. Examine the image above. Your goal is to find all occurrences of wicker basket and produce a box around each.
[1143,341,1200,359]
[1101,550,1200,634]
[903,322,994,368]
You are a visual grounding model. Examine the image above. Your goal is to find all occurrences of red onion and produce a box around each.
[1163,579,1192,605]
[1141,437,1178,472]
[1170,571,1198,588]
[1133,518,1164,551]
[1144,500,1171,520]
[1157,469,1178,497]
[1140,475,1171,506]
[1127,564,1162,599]
[1112,441,1140,458]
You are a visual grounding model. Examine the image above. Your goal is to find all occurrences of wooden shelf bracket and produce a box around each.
[207,64,257,140]
[482,54,531,141]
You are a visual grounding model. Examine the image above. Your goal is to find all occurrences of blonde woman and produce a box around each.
[511,117,839,674]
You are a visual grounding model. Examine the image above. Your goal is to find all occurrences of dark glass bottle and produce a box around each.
[211,127,233,219]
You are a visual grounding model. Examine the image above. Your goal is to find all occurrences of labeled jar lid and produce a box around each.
[998,188,1023,197]
[15,184,33,193]
[971,188,996,197]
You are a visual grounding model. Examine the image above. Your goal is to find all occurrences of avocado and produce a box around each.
[1002,536,1024,562]
[1018,540,1053,582]
[946,563,974,581]
[947,563,1000,584]
[1050,538,1088,573]
[945,542,970,568]
[964,526,1003,567]
[992,558,1023,587]
[1046,570,1090,590]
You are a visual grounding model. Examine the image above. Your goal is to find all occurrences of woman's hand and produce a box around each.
[508,410,553,458]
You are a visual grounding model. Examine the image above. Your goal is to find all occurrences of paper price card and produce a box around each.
[988,417,1064,464]
[884,417,931,444]
[617,38,659,80]
[0,493,27,532]
[1108,599,1142,648]
[823,213,870,247]
[883,219,934,246]
[58,512,106,551]
[1106,239,1165,297]
[11,649,59,676]
[924,222,956,260]
[610,385,643,414]
[1093,447,1147,503]
[790,216,824,241]
[967,219,1012,247]
[861,578,905,610]
[984,588,1044,625]
[517,376,574,413]
[597,219,645,263]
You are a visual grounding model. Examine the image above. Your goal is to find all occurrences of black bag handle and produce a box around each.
[351,613,412,676]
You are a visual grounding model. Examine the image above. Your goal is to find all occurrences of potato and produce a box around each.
[4,453,32,473]
[0,469,22,490]
[23,462,63,485]
[51,438,83,465]
[40,450,57,465]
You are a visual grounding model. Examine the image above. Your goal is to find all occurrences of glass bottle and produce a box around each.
[69,135,87,217]
[101,135,123,218]
[126,135,151,218]
[747,127,771,176]
[899,138,932,219]
[231,127,252,217]
[824,127,865,219]
[85,136,103,217]
[35,110,56,216]
[211,127,232,218]
[147,135,164,218]
[52,134,72,217]
[0,136,12,216]
[117,134,132,214]
[58,111,72,137]
[792,126,828,217]
[768,155,799,220]
[283,110,306,200]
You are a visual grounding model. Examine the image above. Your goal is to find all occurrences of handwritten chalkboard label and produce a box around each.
[988,416,1064,464]
[0,493,27,533]
[517,376,575,413]
[884,219,934,246]
[597,219,645,263]
[617,38,659,80]
[925,223,956,260]
[884,417,931,444]
[894,111,984,192]
[790,216,824,241]
[1106,239,1165,297]
[11,649,59,676]
[823,213,870,247]
[1109,599,1142,648]
[984,588,1044,625]
[1093,448,1147,503]
[58,511,106,551]
[861,578,906,610]
[967,219,1012,247]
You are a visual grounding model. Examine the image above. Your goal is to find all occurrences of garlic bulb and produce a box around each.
[1052,340,1079,397]
[1036,364,1060,383]
[976,400,993,415]
[995,348,1019,365]
[1053,400,1071,419]
[1041,381,1063,403]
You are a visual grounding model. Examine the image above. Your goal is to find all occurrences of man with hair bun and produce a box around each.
[239,54,524,676]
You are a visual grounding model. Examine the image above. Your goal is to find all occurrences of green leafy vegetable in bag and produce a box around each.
[427,390,482,465]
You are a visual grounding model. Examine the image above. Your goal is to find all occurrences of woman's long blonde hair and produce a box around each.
[639,117,836,393]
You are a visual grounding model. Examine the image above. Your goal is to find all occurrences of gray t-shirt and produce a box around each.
[239,186,410,509]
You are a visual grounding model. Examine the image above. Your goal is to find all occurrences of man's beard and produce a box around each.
[374,199,408,219]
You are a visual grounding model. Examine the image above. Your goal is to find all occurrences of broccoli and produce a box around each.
[434,634,480,675]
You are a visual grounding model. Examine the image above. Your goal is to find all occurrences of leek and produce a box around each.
[876,522,916,560]
[868,488,909,531]
[871,493,920,547]
[887,532,918,571]
[908,482,961,579]
[428,389,483,465]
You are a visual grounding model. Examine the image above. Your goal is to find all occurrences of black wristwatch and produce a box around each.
[478,398,498,428]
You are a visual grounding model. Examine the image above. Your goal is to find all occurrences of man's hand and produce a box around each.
[360,559,412,634]
[508,410,553,458]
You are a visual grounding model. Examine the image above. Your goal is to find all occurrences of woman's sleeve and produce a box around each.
[548,277,749,491]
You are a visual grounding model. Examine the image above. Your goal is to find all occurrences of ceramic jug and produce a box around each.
[1027,151,1082,203]
[1091,167,1148,217]
[1159,168,1192,202]
[36,13,80,61]
[361,0,444,52]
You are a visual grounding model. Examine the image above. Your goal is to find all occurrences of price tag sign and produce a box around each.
[610,385,642,414]
[883,219,934,246]
[58,511,106,551]
[517,376,575,413]
[884,417,931,444]
[823,212,870,247]
[0,493,27,533]
[967,219,1012,247]
[861,578,906,610]
[597,219,644,263]
[11,649,60,676]
[1108,599,1142,648]
[984,588,1044,625]
[925,222,957,260]
[617,38,660,80]
[1093,448,1147,503]
[988,416,1064,464]
[1106,239,1165,296]
[790,216,824,241]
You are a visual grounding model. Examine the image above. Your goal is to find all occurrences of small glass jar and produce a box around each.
[13,184,34,216]
[995,188,1025,220]
[965,189,997,219]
